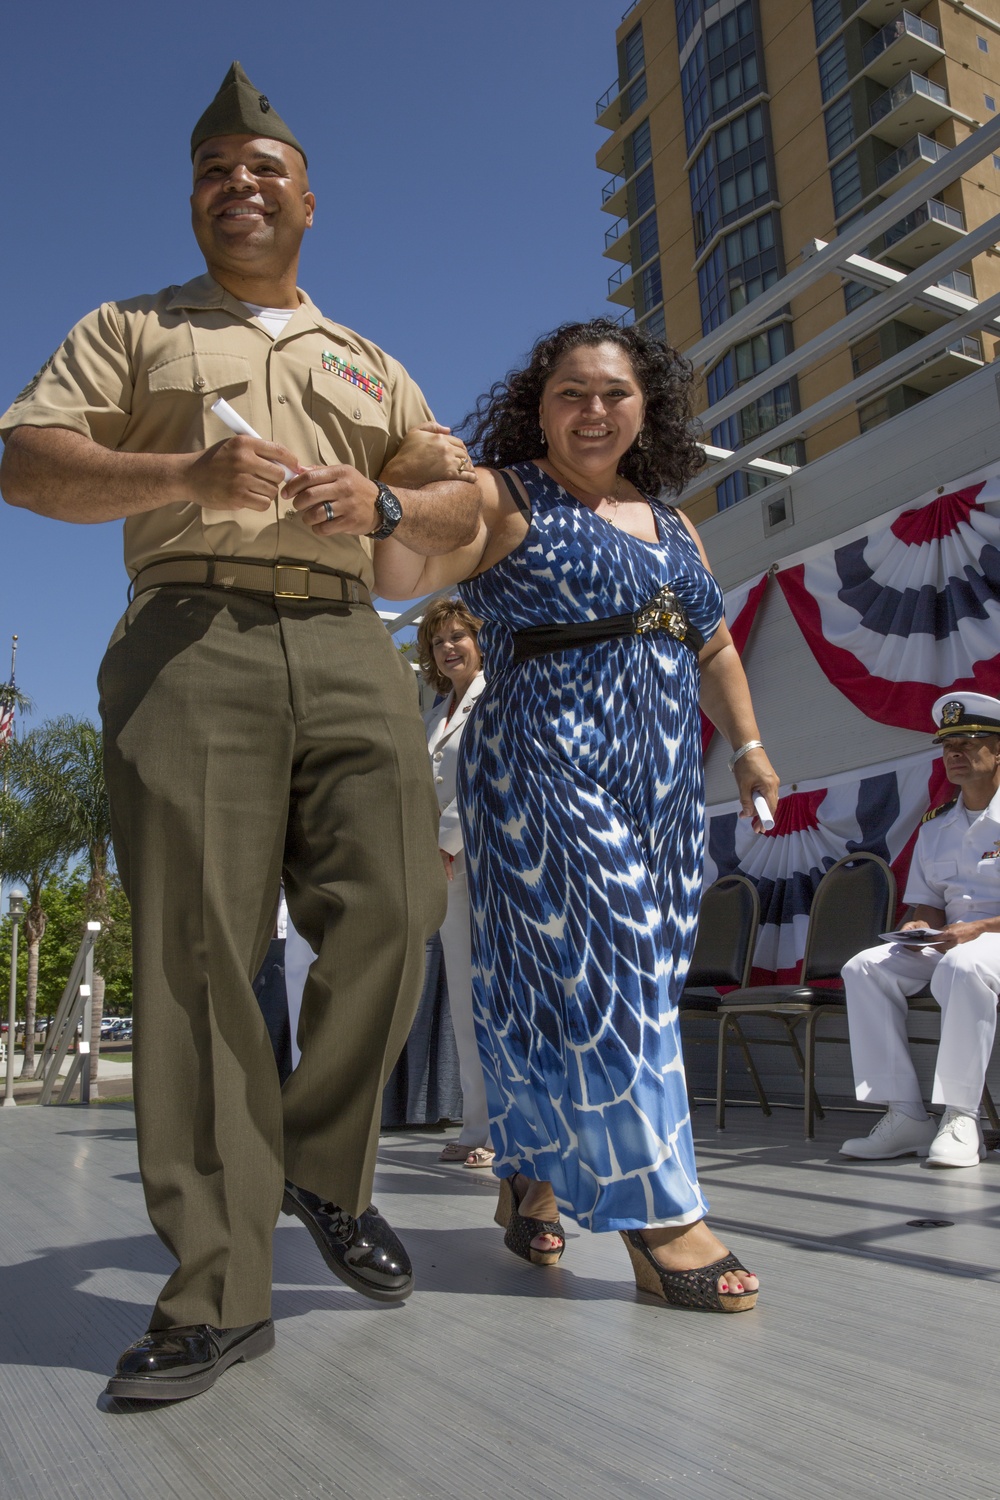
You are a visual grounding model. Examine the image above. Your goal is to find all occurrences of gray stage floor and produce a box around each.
[1,1102,998,1500]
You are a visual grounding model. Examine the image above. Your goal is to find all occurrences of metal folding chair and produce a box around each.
[678,874,765,1111]
[715,851,896,1138]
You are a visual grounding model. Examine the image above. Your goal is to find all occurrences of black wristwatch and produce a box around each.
[366,482,404,540]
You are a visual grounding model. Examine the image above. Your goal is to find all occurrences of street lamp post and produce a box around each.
[3,889,26,1108]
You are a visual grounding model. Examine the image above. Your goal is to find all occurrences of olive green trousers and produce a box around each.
[99,586,446,1329]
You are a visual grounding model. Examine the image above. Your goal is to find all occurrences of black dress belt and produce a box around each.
[511,585,705,664]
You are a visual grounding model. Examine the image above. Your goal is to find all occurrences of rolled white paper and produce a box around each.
[753,791,775,832]
[210,397,297,480]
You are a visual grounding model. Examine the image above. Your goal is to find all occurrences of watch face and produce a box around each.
[378,486,403,524]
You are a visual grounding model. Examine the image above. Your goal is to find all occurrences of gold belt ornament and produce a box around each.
[635,585,689,641]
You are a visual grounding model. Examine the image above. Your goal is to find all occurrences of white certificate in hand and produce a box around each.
[211,398,296,481]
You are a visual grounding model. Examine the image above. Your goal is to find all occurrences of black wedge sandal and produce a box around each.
[494,1176,565,1267]
[620,1231,758,1312]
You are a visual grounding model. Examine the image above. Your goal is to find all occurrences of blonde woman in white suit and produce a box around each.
[417,597,492,1167]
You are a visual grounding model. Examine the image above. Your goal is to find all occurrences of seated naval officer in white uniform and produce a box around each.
[840,692,1000,1168]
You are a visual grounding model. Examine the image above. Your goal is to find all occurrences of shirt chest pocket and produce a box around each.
[146,353,252,449]
[309,366,389,478]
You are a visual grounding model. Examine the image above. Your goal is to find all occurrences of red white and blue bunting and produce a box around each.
[775,467,1000,730]
[701,460,1000,981]
[704,751,951,984]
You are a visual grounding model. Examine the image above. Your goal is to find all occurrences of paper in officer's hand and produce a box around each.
[878,928,944,944]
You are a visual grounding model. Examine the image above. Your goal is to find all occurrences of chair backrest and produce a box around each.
[687,874,761,988]
[800,851,896,983]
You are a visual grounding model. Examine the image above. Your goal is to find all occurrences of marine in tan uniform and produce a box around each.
[0,62,480,1402]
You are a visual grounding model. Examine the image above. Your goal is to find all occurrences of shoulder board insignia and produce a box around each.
[922,796,958,824]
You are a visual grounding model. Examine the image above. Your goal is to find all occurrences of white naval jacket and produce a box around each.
[423,671,486,857]
[905,782,1000,924]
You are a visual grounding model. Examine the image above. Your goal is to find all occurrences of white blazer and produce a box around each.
[424,671,486,857]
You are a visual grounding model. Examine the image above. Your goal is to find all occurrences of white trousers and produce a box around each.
[439,859,490,1148]
[843,936,1000,1113]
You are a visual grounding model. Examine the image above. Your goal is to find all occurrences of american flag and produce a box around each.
[0,694,14,748]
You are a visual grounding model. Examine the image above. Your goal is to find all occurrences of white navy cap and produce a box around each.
[931,691,1000,740]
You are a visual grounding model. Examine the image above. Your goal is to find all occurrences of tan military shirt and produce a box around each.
[0,273,433,587]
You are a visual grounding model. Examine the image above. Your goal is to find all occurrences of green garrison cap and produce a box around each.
[190,61,307,166]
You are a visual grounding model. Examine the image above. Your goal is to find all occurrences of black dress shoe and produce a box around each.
[105,1320,274,1402]
[282,1182,413,1302]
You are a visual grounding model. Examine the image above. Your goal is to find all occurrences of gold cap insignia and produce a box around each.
[941,700,963,726]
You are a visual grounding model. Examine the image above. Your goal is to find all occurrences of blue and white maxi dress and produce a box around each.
[458,462,724,1231]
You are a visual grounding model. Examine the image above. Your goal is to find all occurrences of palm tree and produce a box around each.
[0,731,75,1073]
[34,718,115,1080]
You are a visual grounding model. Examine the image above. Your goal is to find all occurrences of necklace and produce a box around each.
[547,464,626,525]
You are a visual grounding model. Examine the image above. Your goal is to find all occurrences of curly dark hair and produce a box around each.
[459,318,706,497]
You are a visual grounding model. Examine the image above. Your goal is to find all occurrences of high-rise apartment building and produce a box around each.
[596,0,1000,520]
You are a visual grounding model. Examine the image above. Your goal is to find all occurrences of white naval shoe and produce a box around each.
[925,1108,987,1168]
[839,1108,937,1160]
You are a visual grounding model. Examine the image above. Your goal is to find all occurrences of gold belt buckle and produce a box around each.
[636,585,687,640]
[274,565,310,599]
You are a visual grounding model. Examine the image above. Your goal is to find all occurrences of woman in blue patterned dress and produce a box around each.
[375,321,778,1312]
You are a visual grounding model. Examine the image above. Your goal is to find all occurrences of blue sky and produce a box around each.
[0,0,626,726]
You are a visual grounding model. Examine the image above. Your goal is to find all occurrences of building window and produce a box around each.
[739,382,795,441]
[640,260,664,313]
[858,394,891,432]
[850,331,883,378]
[681,39,710,151]
[818,36,849,102]
[994,154,1000,170]
[698,244,729,332]
[636,210,660,265]
[675,0,703,51]
[634,163,656,218]
[627,118,652,175]
[625,72,648,117]
[706,2,762,123]
[812,0,842,47]
[623,21,645,80]
[734,323,793,381]
[716,442,804,510]
[690,136,719,249]
[690,103,772,250]
[830,150,863,216]
[824,94,855,158]
[724,212,781,314]
[845,280,878,312]
[706,351,736,404]
[978,35,989,53]
[641,305,667,342]
[986,95,997,112]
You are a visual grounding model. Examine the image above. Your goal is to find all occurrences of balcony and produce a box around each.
[596,69,648,130]
[607,261,637,307]
[879,196,966,267]
[875,133,950,192]
[862,11,943,88]
[904,335,985,394]
[853,0,932,24]
[603,215,634,262]
[601,172,628,218]
[869,72,954,147]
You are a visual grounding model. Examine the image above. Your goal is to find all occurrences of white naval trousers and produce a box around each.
[439,853,490,1149]
[843,935,1000,1112]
